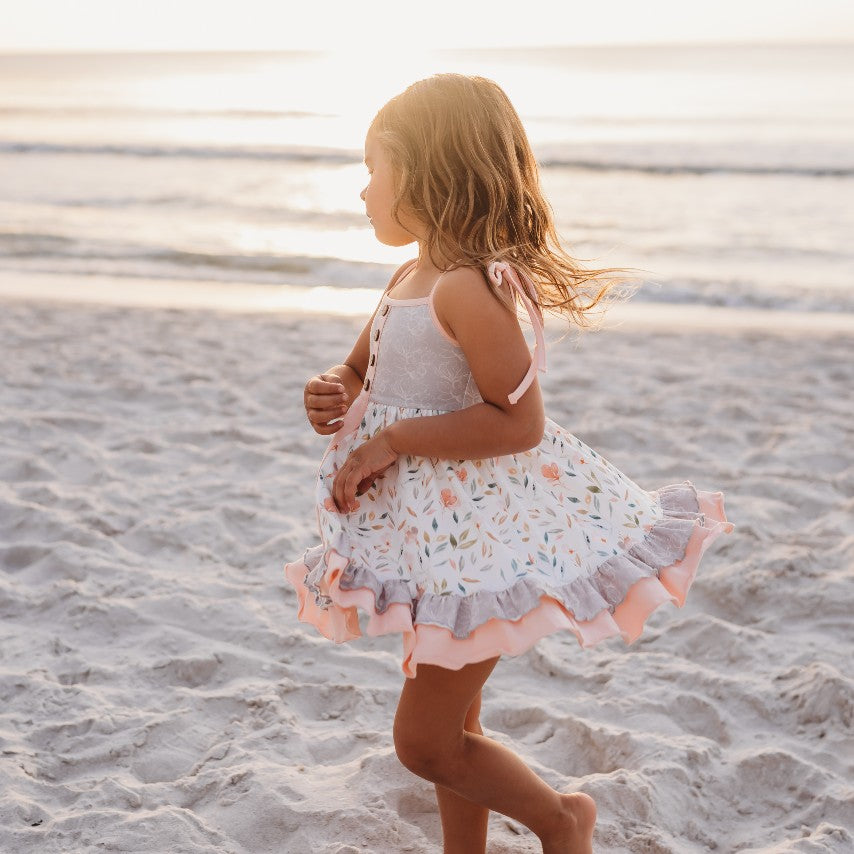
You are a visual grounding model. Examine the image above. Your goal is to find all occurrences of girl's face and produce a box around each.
[361,130,423,247]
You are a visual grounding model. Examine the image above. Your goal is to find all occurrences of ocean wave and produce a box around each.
[1,237,852,314]
[0,141,358,164]
[3,140,851,177]
[0,105,331,119]
[42,195,366,226]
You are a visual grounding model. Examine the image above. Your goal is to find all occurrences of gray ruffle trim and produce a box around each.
[302,480,704,640]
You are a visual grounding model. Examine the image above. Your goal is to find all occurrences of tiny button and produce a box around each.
[364,378,371,391]
[374,329,380,341]
[369,354,376,366]
[381,304,389,315]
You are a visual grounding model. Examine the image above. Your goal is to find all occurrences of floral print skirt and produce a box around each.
[284,400,734,678]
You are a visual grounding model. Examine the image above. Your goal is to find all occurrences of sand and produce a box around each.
[0,291,852,853]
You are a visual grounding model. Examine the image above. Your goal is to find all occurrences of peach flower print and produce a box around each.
[541,462,560,483]
[440,489,459,508]
[455,468,468,483]
[404,525,419,544]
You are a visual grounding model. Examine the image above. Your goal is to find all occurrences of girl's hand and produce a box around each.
[304,373,351,435]
[332,431,398,513]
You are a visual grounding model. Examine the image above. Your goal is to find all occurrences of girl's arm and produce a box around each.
[383,267,546,459]
[385,398,543,459]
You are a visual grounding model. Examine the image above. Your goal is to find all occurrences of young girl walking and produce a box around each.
[285,73,734,854]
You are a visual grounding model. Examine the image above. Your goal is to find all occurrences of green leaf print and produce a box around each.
[450,533,458,547]
[452,511,459,523]
[587,486,602,493]
[432,518,438,531]
[459,540,477,549]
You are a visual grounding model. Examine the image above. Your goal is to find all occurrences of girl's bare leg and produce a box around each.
[433,689,489,854]
[394,656,596,854]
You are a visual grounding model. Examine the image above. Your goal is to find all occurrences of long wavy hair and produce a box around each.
[369,73,645,332]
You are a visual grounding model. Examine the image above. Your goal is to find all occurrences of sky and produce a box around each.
[1,0,853,52]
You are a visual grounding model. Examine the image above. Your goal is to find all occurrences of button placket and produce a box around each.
[364,303,389,392]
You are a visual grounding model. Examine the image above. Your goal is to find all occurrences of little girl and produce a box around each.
[285,74,734,854]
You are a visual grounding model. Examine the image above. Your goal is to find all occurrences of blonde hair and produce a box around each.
[369,73,644,333]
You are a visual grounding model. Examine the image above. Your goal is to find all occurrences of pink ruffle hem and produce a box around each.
[284,489,733,678]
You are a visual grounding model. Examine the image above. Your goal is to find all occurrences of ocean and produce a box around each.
[1,43,852,314]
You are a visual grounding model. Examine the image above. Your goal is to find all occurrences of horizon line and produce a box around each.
[1,38,853,56]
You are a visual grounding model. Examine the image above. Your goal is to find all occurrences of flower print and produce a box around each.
[585,492,592,505]
[349,499,361,513]
[620,534,633,550]
[455,468,468,483]
[404,525,419,544]
[440,489,459,508]
[541,462,560,483]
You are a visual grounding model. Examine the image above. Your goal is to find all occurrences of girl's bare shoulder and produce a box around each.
[433,264,516,328]
[432,264,524,359]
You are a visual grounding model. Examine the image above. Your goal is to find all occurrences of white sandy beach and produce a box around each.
[0,289,852,853]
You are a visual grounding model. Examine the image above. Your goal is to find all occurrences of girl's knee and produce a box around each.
[393,720,463,782]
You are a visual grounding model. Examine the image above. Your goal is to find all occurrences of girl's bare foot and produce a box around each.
[539,792,597,854]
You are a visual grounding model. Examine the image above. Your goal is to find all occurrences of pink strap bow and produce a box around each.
[486,261,547,404]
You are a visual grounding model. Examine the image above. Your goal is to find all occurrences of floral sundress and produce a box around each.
[284,260,734,678]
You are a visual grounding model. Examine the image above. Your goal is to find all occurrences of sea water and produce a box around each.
[0,44,852,314]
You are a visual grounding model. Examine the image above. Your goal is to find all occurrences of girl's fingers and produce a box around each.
[307,404,347,425]
[334,462,363,513]
[309,375,347,396]
[306,390,349,411]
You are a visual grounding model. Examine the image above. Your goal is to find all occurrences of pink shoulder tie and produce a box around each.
[486,261,547,404]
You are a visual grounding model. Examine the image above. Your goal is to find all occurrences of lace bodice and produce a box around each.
[367,299,483,411]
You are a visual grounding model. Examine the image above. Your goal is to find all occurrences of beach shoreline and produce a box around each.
[2,269,853,335]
